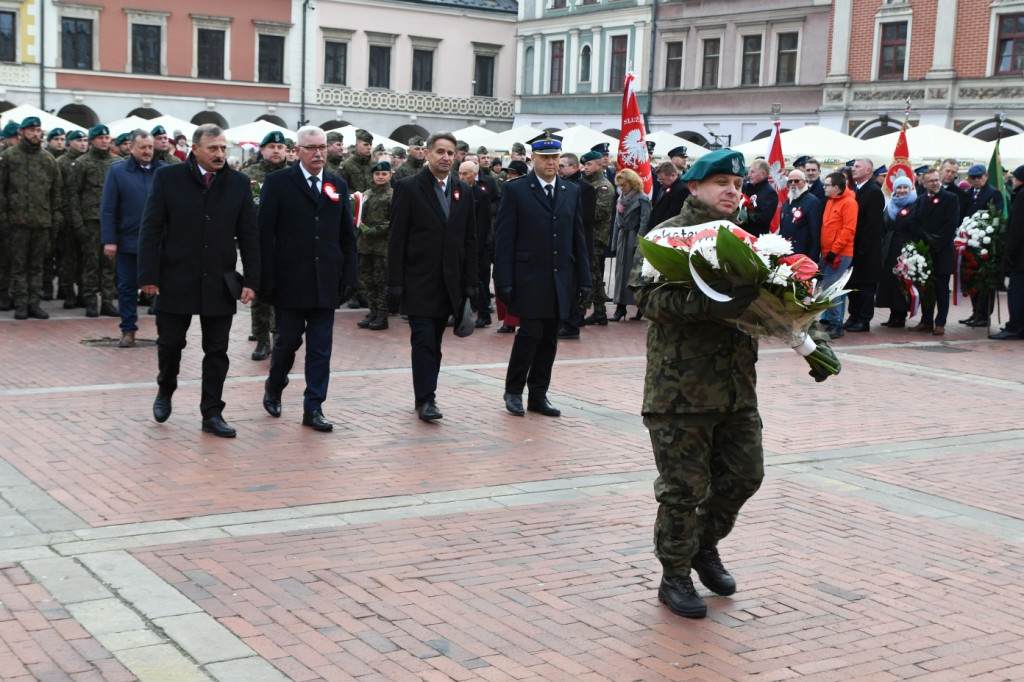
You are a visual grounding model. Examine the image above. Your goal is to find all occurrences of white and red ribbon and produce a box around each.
[952,228,968,306]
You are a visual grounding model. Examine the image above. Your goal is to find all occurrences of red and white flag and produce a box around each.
[616,73,652,195]
[883,123,913,199]
[765,121,788,233]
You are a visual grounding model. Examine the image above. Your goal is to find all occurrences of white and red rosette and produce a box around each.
[323,182,340,202]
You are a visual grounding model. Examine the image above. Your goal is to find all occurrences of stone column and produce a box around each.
[591,27,603,92]
[827,0,853,83]
[927,0,958,79]
[568,29,580,93]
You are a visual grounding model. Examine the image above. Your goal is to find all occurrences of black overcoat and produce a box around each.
[650,176,689,227]
[850,178,885,286]
[911,189,960,275]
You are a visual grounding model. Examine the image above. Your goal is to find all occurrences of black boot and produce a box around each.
[609,305,627,322]
[691,547,736,596]
[658,575,707,619]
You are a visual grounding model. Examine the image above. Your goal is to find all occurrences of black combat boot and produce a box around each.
[691,546,736,596]
[85,299,99,317]
[658,575,707,619]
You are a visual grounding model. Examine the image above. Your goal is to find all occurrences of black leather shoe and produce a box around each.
[368,316,389,330]
[629,311,643,321]
[842,318,856,330]
[417,401,442,421]
[958,317,975,325]
[153,391,172,423]
[846,322,870,332]
[496,325,516,334]
[968,317,989,327]
[100,300,119,317]
[504,392,525,416]
[13,305,28,320]
[302,409,333,431]
[527,396,561,417]
[248,333,258,341]
[26,303,49,319]
[557,327,580,340]
[251,340,270,361]
[357,314,374,329]
[63,296,77,309]
[201,415,236,438]
[346,296,361,309]
[0,295,11,311]
[691,546,736,596]
[475,316,491,328]
[85,300,99,317]
[583,312,608,326]
[658,575,707,619]
[263,379,282,417]
[989,329,1024,340]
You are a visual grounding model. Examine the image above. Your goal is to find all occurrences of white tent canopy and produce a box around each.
[104,116,152,138]
[554,126,619,155]
[146,115,197,140]
[223,120,296,147]
[487,125,543,153]
[325,126,406,152]
[450,125,498,151]
[997,134,1024,168]
[861,125,993,166]
[645,130,711,160]
[0,104,84,135]
[731,125,867,166]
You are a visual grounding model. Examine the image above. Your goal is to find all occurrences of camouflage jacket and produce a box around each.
[629,196,758,415]
[242,158,287,184]
[69,145,117,229]
[392,156,424,182]
[324,153,343,177]
[339,153,373,193]
[586,169,616,245]
[153,149,182,165]
[0,139,63,230]
[357,183,392,256]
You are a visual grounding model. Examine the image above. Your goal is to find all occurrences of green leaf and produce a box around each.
[716,227,763,281]
[637,238,693,282]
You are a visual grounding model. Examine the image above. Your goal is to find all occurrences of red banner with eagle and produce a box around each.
[616,73,653,195]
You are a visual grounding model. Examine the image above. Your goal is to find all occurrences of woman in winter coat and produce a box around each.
[610,168,651,321]
[876,176,917,327]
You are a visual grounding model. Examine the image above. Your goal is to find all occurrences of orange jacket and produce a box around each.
[820,188,858,257]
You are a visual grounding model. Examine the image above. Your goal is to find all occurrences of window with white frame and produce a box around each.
[871,3,911,81]
[255,20,289,84]
[192,15,231,80]
[995,13,1024,75]
[700,36,721,88]
[124,9,169,75]
[58,3,101,71]
[665,41,683,89]
[608,34,628,91]
[472,42,501,97]
[549,39,565,94]
[740,34,762,86]
[322,28,353,86]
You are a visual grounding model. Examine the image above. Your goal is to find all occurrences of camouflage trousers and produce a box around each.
[358,253,388,319]
[250,294,276,342]
[588,235,609,311]
[0,221,9,294]
[645,409,764,578]
[8,226,50,306]
[59,223,83,297]
[80,219,116,299]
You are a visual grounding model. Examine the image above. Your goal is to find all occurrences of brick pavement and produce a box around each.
[0,298,1022,681]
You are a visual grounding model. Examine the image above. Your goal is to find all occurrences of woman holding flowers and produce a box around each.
[628,149,763,620]
[819,171,858,339]
[876,176,917,328]
[610,168,651,321]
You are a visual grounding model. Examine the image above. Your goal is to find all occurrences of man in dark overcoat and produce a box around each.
[138,124,260,438]
[493,133,591,417]
[387,131,477,421]
[650,161,690,228]
[259,126,358,432]
[845,158,885,332]
[908,168,960,335]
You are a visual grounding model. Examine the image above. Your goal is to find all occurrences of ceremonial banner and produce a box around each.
[882,123,914,198]
[616,73,652,194]
[766,121,787,233]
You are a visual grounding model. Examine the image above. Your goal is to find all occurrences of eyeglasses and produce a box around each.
[787,179,804,185]
[298,145,328,153]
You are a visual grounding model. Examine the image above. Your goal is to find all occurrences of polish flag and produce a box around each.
[616,73,652,195]
[883,123,913,199]
[766,121,787,233]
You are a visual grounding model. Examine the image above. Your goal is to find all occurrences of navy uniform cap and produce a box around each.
[66,129,86,141]
[844,159,855,167]
[967,163,987,177]
[646,140,656,154]
[874,165,888,176]
[88,124,110,139]
[914,165,930,174]
[527,132,563,155]
[260,131,286,147]
[681,149,747,182]
[19,116,41,129]
[47,128,66,140]
[793,155,811,167]
[591,142,610,154]
[667,145,688,158]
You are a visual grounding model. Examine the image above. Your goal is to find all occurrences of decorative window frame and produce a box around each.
[660,33,685,90]
[321,27,353,87]
[123,8,169,76]
[696,28,725,90]
[734,27,767,88]
[190,14,231,80]
[254,20,291,85]
[604,29,629,93]
[986,0,1024,77]
[366,31,397,90]
[871,2,913,81]
[767,22,803,86]
[54,1,101,70]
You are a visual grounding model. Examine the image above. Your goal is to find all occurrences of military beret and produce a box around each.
[371,160,392,172]
[373,143,385,152]
[326,131,343,143]
[1013,165,1024,183]
[47,128,66,140]
[19,116,41,129]
[66,130,86,141]
[591,142,610,154]
[260,130,286,147]
[511,141,526,154]
[114,132,131,146]
[668,145,688,158]
[285,138,295,149]
[456,140,470,152]
[347,144,355,154]
[476,145,489,155]
[681,149,747,182]
[914,165,930,174]
[526,132,562,155]
[354,128,373,143]
[88,124,110,140]
[967,163,987,177]
[793,155,811,167]
[3,121,20,137]
[391,146,406,157]
[580,150,603,163]
[151,125,167,136]
[505,160,529,176]
[407,135,424,146]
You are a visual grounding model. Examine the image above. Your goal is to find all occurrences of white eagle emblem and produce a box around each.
[618,129,649,168]
[767,159,788,192]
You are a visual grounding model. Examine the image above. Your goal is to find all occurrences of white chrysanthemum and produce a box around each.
[980,212,990,220]
[969,239,979,248]
[640,258,662,281]
[986,226,995,234]
[769,263,795,286]
[983,236,992,244]
[753,233,793,257]
[981,248,989,255]
[690,238,720,269]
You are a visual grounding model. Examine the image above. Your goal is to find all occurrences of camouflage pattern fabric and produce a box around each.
[70,148,117,299]
[357,184,392,320]
[79,219,116,299]
[243,160,286,341]
[56,148,84,295]
[339,153,373,193]
[324,153,343,177]
[153,149,181,165]
[393,156,424,182]
[586,169,615,309]
[7,226,50,306]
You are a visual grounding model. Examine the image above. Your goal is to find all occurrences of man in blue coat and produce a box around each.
[101,129,165,347]
[493,133,592,417]
[259,126,359,432]
[962,163,1005,327]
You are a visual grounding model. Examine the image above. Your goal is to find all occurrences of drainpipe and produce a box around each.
[39,0,46,110]
[300,0,315,127]
[644,0,656,129]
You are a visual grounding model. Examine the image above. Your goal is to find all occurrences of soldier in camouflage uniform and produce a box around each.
[582,150,615,325]
[56,130,88,308]
[41,128,68,299]
[339,129,374,308]
[70,124,119,317]
[356,161,393,330]
[242,131,289,360]
[0,121,20,310]
[114,132,132,159]
[628,149,765,620]
[0,116,63,319]
[150,125,181,165]
[46,128,66,159]
[324,131,344,177]
[392,136,425,182]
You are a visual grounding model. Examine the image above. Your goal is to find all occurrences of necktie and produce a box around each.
[204,172,214,186]
[309,175,320,199]
[545,184,554,205]
[435,178,449,218]
[973,189,979,199]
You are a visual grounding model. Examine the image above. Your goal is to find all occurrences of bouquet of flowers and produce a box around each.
[250,180,262,207]
[956,206,1005,297]
[638,221,848,380]
[892,239,933,317]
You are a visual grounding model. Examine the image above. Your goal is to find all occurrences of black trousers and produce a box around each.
[269,306,335,412]
[407,315,447,405]
[847,283,877,324]
[505,317,559,396]
[476,227,492,318]
[156,311,233,418]
[921,274,951,326]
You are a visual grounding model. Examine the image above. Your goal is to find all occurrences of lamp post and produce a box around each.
[299,0,317,128]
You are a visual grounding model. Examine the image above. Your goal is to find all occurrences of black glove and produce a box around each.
[707,284,758,320]
[341,286,356,302]
[576,287,591,304]
[496,286,514,306]
[387,286,403,314]
[463,287,477,300]
[824,251,839,269]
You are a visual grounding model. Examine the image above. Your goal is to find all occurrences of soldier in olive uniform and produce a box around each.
[114,132,132,159]
[356,161,393,330]
[509,141,527,162]
[628,150,766,619]
[242,131,289,360]
[324,131,344,176]
[41,128,68,299]
[150,125,181,165]
[56,130,88,308]
[1,121,20,149]
[46,128,66,159]
[0,121,20,310]
[392,136,425,182]
[339,129,374,308]
[70,124,119,317]
[0,116,63,319]
[582,150,615,325]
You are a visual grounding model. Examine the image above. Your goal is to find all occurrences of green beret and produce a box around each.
[371,161,392,172]
[260,131,286,147]
[326,131,343,143]
[354,128,373,143]
[476,146,489,155]
[66,130,86,141]
[407,135,424,146]
[47,128,66,140]
[19,116,41,129]
[3,121,20,137]
[681,149,747,182]
[373,143,385,152]
[114,132,131,146]
[580,150,603,163]
[88,124,110,140]
[150,125,167,136]
[511,142,526,154]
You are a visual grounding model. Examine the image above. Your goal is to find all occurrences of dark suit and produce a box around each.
[964,184,1005,322]
[260,164,358,412]
[650,176,689,227]
[471,173,500,319]
[847,178,885,325]
[493,171,591,397]
[388,167,477,406]
[911,188,960,326]
[138,157,259,418]
[807,178,826,205]
[778,191,822,259]
[739,177,779,237]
